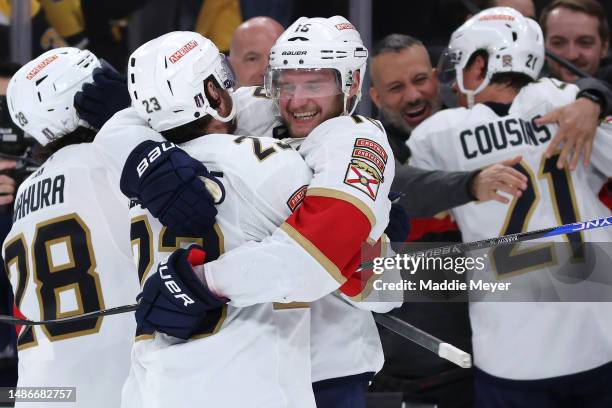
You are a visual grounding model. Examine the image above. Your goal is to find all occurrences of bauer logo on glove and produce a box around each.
[136,141,177,178]
[158,256,196,307]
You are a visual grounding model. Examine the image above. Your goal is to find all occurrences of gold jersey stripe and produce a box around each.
[273,302,310,310]
[135,334,154,342]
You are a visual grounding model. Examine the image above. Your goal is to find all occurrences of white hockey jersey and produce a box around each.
[408,78,612,380]
[95,110,316,407]
[232,89,402,382]
[3,144,138,408]
[233,85,283,138]
[204,114,395,304]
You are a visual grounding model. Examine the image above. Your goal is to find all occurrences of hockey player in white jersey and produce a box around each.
[408,7,612,406]
[263,17,402,407]
[3,48,139,408]
[90,32,317,407]
[221,18,402,406]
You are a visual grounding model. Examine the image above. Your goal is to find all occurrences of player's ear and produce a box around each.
[205,80,221,105]
[464,54,487,82]
[475,55,488,81]
[369,85,382,109]
[218,89,234,119]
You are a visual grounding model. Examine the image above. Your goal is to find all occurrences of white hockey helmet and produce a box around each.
[265,16,368,115]
[128,31,236,132]
[438,7,544,107]
[7,47,100,146]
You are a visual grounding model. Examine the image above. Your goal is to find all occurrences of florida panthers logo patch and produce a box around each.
[343,138,387,200]
[344,159,384,200]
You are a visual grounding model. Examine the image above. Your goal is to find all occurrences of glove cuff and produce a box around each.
[173,247,227,307]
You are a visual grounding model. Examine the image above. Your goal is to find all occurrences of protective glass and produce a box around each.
[266,68,343,100]
[193,53,236,91]
[213,54,236,91]
[436,47,462,86]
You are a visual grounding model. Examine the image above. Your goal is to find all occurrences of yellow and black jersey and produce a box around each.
[0,0,86,59]
[195,0,241,53]
[38,0,87,47]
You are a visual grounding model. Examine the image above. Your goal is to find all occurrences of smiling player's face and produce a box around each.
[277,69,345,139]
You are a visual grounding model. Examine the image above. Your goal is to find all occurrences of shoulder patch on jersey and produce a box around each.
[344,159,383,200]
[287,185,307,212]
[354,138,388,162]
[352,148,386,174]
[343,137,388,200]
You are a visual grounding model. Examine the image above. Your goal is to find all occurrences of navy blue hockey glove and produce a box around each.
[74,59,131,129]
[385,192,410,248]
[120,140,224,236]
[136,245,228,340]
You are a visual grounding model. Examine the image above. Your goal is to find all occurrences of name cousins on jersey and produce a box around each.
[460,114,552,160]
[373,278,511,293]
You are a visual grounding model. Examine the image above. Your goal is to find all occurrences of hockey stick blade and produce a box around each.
[361,215,612,270]
[0,304,138,326]
[374,313,472,368]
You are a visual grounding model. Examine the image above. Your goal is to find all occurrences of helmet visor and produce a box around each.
[265,68,343,100]
[194,53,236,91]
[436,47,462,86]
[213,54,236,91]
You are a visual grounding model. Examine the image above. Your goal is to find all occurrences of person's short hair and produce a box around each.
[36,127,97,160]
[540,0,609,44]
[372,34,424,58]
[466,49,534,90]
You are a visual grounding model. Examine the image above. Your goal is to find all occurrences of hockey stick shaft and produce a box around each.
[360,215,612,269]
[4,305,474,369]
[460,0,590,79]
[374,313,472,368]
[0,304,138,326]
[5,216,611,328]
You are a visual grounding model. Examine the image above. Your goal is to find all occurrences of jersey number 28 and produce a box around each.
[4,214,104,350]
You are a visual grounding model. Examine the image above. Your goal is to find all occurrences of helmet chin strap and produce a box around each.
[344,91,361,116]
[207,97,237,123]
[466,92,476,109]
[456,67,490,109]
